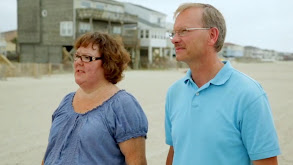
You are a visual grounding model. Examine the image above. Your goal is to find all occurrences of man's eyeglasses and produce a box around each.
[74,54,102,62]
[169,27,211,39]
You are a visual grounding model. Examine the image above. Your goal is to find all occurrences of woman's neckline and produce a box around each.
[71,89,125,115]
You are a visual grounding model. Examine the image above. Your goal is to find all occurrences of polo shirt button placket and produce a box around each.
[192,92,200,109]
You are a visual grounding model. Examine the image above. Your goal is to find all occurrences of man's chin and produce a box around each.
[175,55,183,62]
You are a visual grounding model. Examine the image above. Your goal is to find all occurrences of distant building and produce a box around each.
[123,2,173,67]
[277,52,293,61]
[17,0,172,68]
[244,46,278,61]
[1,30,17,54]
[244,46,263,59]
[219,42,244,58]
[18,0,139,67]
[0,33,7,55]
[262,49,278,61]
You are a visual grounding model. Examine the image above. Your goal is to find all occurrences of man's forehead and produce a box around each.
[174,9,203,29]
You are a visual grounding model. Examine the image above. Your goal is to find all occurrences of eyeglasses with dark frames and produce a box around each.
[169,27,211,39]
[74,54,102,62]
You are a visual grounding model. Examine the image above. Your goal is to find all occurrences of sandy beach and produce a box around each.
[0,61,293,165]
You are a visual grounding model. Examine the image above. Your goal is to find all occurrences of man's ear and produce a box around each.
[208,27,219,46]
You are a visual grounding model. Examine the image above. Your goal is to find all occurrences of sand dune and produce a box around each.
[0,61,292,165]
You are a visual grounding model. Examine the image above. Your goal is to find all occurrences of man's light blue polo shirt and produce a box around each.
[165,61,280,165]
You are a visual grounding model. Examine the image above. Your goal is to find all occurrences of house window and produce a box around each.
[113,26,121,34]
[140,30,144,38]
[157,18,161,24]
[81,1,91,8]
[146,30,149,39]
[153,31,157,39]
[60,21,73,36]
[96,4,104,10]
[165,31,170,39]
[79,22,91,33]
[96,2,104,10]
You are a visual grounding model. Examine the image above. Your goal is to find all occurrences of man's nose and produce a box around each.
[171,34,180,44]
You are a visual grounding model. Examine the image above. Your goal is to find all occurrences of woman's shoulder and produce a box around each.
[58,92,75,109]
[52,92,75,118]
[110,90,141,109]
[115,89,136,100]
[63,92,75,101]
[101,89,146,120]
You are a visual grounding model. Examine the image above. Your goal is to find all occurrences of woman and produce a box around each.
[42,32,148,165]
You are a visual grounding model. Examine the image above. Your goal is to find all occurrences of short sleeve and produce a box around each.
[241,94,281,160]
[165,89,173,146]
[107,92,148,143]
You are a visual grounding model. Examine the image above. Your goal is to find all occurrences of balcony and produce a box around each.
[76,8,138,24]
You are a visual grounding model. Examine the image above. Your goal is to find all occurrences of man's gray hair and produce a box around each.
[174,3,226,52]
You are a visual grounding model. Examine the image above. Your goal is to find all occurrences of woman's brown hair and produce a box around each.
[75,32,130,84]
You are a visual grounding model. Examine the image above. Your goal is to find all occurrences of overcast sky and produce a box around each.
[1,0,292,53]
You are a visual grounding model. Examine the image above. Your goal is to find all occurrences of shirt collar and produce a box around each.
[183,69,193,84]
[210,61,233,85]
[183,61,234,86]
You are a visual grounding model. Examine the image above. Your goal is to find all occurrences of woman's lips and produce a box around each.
[76,69,85,73]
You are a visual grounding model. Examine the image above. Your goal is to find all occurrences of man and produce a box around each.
[165,3,280,165]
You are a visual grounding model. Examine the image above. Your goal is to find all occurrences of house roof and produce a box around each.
[92,0,124,6]
[138,18,163,28]
[1,30,17,42]
[244,46,259,49]
[74,0,124,8]
[224,42,237,46]
[126,2,166,16]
